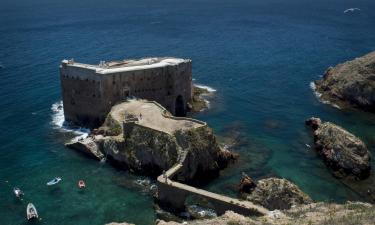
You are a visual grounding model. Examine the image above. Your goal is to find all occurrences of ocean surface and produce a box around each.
[1,0,375,224]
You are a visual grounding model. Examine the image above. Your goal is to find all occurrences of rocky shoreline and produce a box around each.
[313,51,375,112]
[67,100,237,181]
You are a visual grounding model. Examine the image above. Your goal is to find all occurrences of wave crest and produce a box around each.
[51,101,90,141]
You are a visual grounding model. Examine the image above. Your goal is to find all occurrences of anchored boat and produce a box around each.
[13,187,24,198]
[78,180,86,189]
[26,203,38,220]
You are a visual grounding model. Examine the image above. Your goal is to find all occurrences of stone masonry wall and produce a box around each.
[60,59,192,128]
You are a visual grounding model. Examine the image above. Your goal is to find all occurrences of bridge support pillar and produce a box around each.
[157,180,188,212]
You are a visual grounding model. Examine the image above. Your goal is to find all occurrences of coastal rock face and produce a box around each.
[67,100,236,181]
[242,177,312,210]
[305,117,371,179]
[314,51,375,112]
[156,202,375,225]
[187,86,210,113]
[239,173,257,193]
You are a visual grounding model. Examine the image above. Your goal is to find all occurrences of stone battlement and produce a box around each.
[60,57,193,128]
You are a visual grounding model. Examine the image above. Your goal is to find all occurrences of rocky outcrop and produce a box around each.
[305,117,371,179]
[239,173,257,194]
[156,202,375,225]
[187,86,210,113]
[66,102,236,182]
[313,51,375,112]
[241,177,312,210]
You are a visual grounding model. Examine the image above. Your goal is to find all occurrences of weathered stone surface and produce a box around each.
[187,86,209,113]
[156,202,375,225]
[239,173,257,194]
[243,178,312,210]
[67,100,236,181]
[305,117,371,179]
[314,51,375,112]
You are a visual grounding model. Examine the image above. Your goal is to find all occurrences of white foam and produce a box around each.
[51,101,90,140]
[309,82,341,109]
[194,84,216,93]
[309,81,322,98]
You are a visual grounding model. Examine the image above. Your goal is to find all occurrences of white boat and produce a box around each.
[13,187,24,198]
[46,177,62,186]
[26,203,38,220]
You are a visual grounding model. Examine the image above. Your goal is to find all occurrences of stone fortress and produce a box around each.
[60,57,192,127]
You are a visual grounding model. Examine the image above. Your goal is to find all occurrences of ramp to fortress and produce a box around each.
[157,164,269,217]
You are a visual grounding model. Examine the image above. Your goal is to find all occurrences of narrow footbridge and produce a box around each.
[157,164,269,216]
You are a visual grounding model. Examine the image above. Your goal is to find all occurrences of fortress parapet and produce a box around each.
[60,57,192,128]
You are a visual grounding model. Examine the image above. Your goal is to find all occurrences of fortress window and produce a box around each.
[86,79,88,82]
[93,94,96,98]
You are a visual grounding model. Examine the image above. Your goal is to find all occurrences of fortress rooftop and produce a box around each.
[61,57,189,75]
[110,100,206,134]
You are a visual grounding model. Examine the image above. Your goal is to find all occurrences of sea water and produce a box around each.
[1,0,375,224]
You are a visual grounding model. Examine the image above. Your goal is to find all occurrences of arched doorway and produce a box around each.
[175,95,186,116]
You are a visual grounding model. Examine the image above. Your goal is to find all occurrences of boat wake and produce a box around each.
[344,8,360,13]
[51,101,90,141]
[309,82,341,109]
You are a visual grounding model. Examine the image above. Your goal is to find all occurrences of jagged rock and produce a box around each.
[305,117,371,179]
[187,86,210,113]
[67,100,236,181]
[314,51,375,112]
[156,202,375,225]
[243,178,312,210]
[239,173,256,193]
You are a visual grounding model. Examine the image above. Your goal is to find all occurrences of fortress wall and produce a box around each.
[60,59,192,128]
[60,63,107,127]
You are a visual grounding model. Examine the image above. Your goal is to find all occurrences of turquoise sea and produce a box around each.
[1,0,375,224]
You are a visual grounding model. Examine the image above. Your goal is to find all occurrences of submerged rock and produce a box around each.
[305,117,371,179]
[67,100,236,181]
[313,51,375,112]
[242,177,312,210]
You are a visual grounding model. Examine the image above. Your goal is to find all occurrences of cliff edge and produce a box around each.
[66,100,236,181]
[313,51,375,112]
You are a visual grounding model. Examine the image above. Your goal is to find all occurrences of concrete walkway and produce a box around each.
[157,164,269,216]
[110,100,205,134]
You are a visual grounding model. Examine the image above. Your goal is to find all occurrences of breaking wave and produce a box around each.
[51,101,90,140]
[309,82,341,109]
[194,84,217,92]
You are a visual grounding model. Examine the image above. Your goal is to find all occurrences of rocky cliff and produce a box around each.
[239,177,312,210]
[155,201,375,225]
[66,101,236,181]
[305,117,371,179]
[313,51,375,112]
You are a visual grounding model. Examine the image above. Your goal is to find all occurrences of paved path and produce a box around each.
[110,100,205,134]
[157,164,269,216]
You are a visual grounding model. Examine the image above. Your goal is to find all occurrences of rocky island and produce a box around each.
[305,117,371,179]
[67,99,235,181]
[313,51,375,112]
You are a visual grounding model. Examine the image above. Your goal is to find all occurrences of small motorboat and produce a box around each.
[47,177,62,186]
[78,180,86,189]
[26,203,38,220]
[13,187,24,198]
